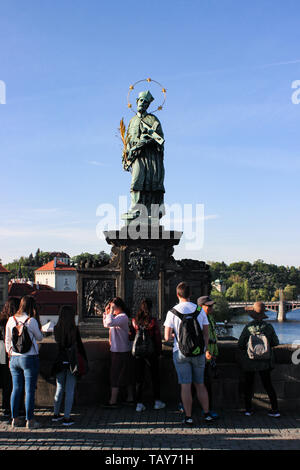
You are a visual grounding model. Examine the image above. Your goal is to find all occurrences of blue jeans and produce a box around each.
[54,368,77,418]
[10,355,39,420]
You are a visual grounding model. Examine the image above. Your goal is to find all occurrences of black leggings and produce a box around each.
[134,356,161,403]
[244,369,278,411]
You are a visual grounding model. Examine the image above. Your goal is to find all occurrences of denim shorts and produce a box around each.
[173,349,206,384]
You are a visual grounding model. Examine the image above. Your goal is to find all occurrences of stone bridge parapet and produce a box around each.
[27,339,300,411]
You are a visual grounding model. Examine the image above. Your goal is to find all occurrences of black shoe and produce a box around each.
[102,402,118,409]
[182,416,193,426]
[204,412,216,422]
[268,409,280,418]
[51,414,64,422]
[62,418,75,426]
[123,400,135,406]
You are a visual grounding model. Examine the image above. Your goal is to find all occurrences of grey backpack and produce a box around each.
[247,329,270,360]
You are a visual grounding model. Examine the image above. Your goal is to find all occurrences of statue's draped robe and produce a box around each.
[126,113,165,213]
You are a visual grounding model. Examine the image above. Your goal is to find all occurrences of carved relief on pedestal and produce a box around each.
[83,279,116,317]
[128,247,157,279]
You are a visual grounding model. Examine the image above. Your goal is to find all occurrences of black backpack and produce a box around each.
[12,316,33,354]
[132,325,155,359]
[171,308,205,357]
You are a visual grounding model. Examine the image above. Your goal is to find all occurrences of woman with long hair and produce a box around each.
[5,295,43,429]
[0,297,20,417]
[52,305,87,426]
[131,298,165,412]
[103,297,134,407]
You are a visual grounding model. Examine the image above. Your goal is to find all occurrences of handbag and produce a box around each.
[67,344,89,377]
[0,339,6,365]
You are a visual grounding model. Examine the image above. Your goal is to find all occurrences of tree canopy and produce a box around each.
[4,249,111,280]
[209,259,300,301]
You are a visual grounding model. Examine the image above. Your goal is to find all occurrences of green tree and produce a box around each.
[225,282,244,301]
[207,261,228,282]
[34,248,41,266]
[210,289,232,322]
[283,285,298,300]
[243,279,250,301]
[71,251,110,268]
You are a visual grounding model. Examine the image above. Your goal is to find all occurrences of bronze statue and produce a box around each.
[121,90,165,221]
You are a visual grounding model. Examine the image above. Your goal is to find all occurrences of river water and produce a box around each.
[229,308,300,345]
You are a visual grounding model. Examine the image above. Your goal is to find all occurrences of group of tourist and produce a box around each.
[0,281,281,428]
[0,295,87,428]
[101,281,280,425]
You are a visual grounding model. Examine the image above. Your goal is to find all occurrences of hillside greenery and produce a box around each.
[3,249,110,281]
[209,259,300,301]
[3,254,299,304]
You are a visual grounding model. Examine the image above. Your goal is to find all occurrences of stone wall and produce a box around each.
[33,339,300,411]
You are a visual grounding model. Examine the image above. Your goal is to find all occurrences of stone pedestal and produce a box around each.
[77,224,211,335]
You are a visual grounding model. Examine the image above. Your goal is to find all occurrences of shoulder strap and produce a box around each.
[13,316,30,326]
[171,308,183,320]
[172,307,199,319]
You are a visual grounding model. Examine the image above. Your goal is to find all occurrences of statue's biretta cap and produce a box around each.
[137,90,154,103]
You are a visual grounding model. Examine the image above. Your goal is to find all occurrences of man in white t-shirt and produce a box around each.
[164,282,216,425]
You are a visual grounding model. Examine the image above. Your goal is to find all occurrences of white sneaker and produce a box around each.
[154,400,166,410]
[136,403,146,412]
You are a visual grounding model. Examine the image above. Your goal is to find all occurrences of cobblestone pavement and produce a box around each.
[0,405,299,451]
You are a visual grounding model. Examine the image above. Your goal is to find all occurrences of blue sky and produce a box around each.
[1,0,300,266]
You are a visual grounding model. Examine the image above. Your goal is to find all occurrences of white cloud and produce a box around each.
[88,160,110,167]
[260,59,300,68]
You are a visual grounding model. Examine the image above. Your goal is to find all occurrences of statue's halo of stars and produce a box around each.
[127,78,167,114]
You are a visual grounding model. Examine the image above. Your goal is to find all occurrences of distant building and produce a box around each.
[7,279,77,325]
[8,281,53,299]
[212,279,226,294]
[31,290,77,324]
[35,257,77,291]
[0,264,9,310]
[48,252,71,265]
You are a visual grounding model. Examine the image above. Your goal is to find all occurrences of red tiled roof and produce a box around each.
[0,264,9,273]
[31,290,77,315]
[35,260,76,272]
[31,291,77,303]
[8,283,77,315]
[8,283,54,298]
